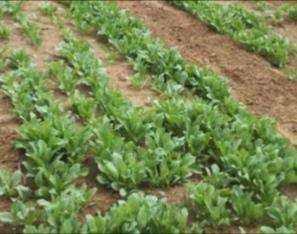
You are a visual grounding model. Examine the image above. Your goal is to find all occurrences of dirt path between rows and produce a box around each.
[79,34,158,106]
[276,21,297,43]
[117,0,297,146]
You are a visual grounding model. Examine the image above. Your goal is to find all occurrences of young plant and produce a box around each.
[171,1,292,67]
[230,186,265,225]
[83,193,189,233]
[187,183,231,227]
[267,196,297,228]
[0,201,39,226]
[0,22,10,40]
[48,60,77,94]
[40,2,57,17]
[0,169,30,199]
[15,12,41,46]
[259,226,296,234]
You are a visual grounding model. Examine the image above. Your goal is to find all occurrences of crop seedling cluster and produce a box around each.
[171,1,294,67]
[0,1,41,46]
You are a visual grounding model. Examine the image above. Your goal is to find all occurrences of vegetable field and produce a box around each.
[0,1,296,233]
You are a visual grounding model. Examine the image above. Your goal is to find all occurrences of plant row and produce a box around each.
[0,1,41,45]
[270,4,297,24]
[63,2,297,231]
[238,2,297,25]
[0,21,10,40]
[0,2,296,232]
[0,49,97,232]
[0,38,194,233]
[65,1,297,189]
[46,9,297,230]
[170,0,293,67]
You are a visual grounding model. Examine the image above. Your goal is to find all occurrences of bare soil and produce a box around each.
[0,93,20,171]
[276,21,297,43]
[267,0,297,8]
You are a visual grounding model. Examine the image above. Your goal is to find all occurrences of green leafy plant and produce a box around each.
[0,5,296,231]
[267,196,297,228]
[82,193,189,233]
[70,91,97,121]
[230,186,265,225]
[0,1,22,17]
[187,183,231,227]
[0,169,30,199]
[0,22,10,40]
[0,201,39,226]
[48,60,77,94]
[0,1,41,45]
[16,116,91,197]
[7,49,31,68]
[0,49,95,233]
[40,2,57,17]
[259,226,296,234]
[54,33,196,190]
[15,12,42,46]
[171,1,292,67]
[34,185,95,233]
[271,4,297,23]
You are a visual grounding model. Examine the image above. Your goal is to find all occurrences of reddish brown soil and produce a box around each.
[92,42,158,107]
[277,21,297,43]
[267,0,297,8]
[144,177,201,204]
[205,227,259,234]
[78,34,158,106]
[146,184,189,204]
[283,184,297,200]
[0,94,20,171]
[117,0,297,147]
[0,197,21,234]
[106,60,158,106]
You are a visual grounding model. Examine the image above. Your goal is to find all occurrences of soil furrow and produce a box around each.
[78,34,158,106]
